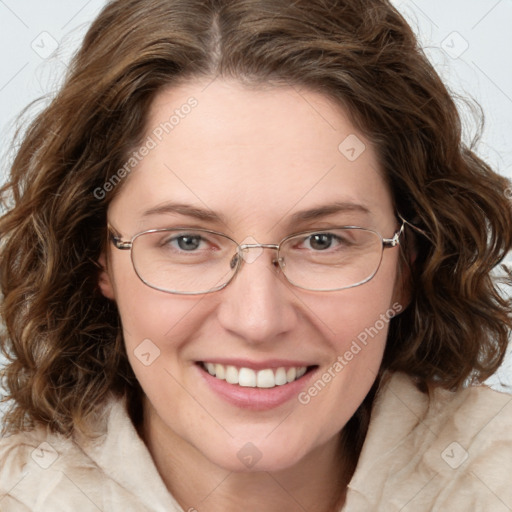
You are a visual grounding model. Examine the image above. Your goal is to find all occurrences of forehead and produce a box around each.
[108,79,394,234]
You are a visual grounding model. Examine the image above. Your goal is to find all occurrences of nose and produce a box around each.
[216,249,298,344]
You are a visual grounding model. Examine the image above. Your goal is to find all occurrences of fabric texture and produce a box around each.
[1,372,511,511]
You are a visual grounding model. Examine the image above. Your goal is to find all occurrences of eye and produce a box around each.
[306,233,334,250]
[302,233,346,251]
[175,235,202,251]
[163,233,208,251]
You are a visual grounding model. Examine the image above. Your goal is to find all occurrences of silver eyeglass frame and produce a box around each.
[108,216,406,295]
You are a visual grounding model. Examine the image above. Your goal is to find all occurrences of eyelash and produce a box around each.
[160,231,351,252]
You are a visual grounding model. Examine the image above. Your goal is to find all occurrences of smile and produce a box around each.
[199,362,310,388]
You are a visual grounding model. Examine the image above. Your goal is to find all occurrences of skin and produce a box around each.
[98,78,406,511]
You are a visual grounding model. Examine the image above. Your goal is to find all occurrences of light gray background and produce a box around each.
[0,1,511,396]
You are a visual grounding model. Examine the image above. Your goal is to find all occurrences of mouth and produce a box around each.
[197,361,317,389]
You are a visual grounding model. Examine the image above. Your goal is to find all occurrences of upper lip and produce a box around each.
[197,358,316,371]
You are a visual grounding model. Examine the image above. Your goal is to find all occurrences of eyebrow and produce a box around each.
[142,203,226,223]
[141,200,371,227]
[287,202,371,224]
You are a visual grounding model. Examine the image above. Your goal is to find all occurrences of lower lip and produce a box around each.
[196,364,318,411]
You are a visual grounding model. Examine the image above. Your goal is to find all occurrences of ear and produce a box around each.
[97,252,116,300]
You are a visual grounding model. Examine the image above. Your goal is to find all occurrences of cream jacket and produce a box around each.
[1,372,511,511]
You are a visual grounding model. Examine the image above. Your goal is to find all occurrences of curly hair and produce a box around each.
[1,0,511,473]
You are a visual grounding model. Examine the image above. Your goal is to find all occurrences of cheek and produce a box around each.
[295,254,401,422]
[109,253,211,365]
[309,251,401,352]
[113,277,215,424]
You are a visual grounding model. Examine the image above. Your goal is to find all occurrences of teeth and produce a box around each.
[286,367,296,383]
[239,367,256,387]
[275,367,287,385]
[202,362,309,388]
[256,369,275,388]
[225,365,238,384]
[215,363,225,380]
[296,367,307,378]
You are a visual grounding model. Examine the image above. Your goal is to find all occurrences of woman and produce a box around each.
[1,0,511,510]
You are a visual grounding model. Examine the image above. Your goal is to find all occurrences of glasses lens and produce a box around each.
[279,228,384,291]
[128,227,385,294]
[131,229,238,294]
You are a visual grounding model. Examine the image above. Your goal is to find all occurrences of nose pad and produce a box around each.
[273,256,285,269]
[230,247,283,276]
[239,237,265,264]
[217,251,297,342]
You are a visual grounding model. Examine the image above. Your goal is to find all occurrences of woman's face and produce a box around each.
[100,79,405,472]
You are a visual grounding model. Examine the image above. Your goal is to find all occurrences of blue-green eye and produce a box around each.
[302,233,348,251]
[174,235,203,251]
[306,233,336,250]
[157,233,208,252]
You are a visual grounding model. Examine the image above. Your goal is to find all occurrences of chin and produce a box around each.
[199,433,317,473]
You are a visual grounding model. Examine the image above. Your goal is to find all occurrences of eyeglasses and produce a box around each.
[108,220,405,295]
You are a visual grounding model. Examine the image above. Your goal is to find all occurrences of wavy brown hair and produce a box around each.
[1,0,511,476]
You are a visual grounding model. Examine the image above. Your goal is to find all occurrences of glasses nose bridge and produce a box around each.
[235,242,281,267]
[238,242,279,251]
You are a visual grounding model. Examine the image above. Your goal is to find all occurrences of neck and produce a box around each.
[141,400,350,512]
